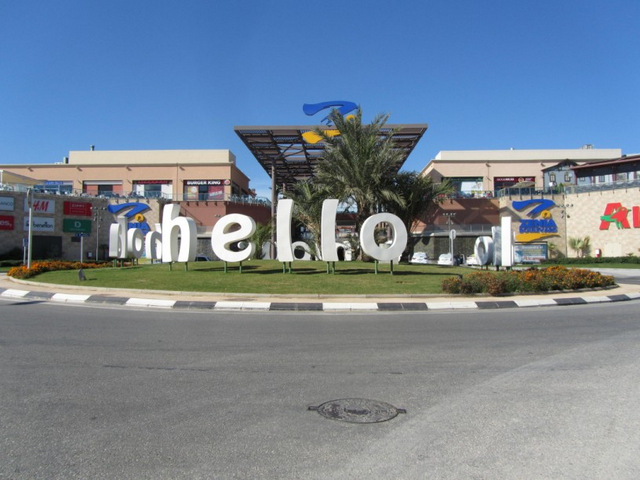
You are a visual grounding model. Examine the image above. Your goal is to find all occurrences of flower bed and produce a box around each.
[7,261,111,280]
[442,266,615,296]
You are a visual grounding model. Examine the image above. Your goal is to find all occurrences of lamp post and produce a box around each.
[443,212,457,265]
[558,203,573,257]
[93,207,105,261]
[26,188,33,268]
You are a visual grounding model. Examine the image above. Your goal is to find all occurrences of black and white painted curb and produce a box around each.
[2,286,639,312]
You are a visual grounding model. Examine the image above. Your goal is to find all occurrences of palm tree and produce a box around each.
[385,171,453,260]
[284,180,327,257]
[386,171,453,235]
[250,222,273,259]
[312,108,404,259]
[568,236,591,258]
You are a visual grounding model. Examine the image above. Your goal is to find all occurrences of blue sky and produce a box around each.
[1,0,638,198]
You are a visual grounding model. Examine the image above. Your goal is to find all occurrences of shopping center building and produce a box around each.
[411,148,637,262]
[421,147,621,195]
[0,135,637,263]
[0,149,270,261]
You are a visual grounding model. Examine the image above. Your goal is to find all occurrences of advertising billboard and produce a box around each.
[64,201,92,216]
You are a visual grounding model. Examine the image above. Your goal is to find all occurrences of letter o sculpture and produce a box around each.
[360,213,407,262]
[474,236,494,266]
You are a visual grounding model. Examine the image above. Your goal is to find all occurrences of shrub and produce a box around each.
[441,276,463,294]
[442,266,615,296]
[7,261,111,279]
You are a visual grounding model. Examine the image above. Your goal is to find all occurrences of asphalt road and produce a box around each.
[1,300,639,479]
[592,267,640,285]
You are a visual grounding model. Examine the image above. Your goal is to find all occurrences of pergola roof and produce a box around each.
[234,124,428,190]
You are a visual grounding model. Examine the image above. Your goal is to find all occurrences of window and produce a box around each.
[97,185,113,196]
[83,181,123,197]
[132,180,171,198]
[184,180,225,201]
[564,173,572,183]
[549,173,556,182]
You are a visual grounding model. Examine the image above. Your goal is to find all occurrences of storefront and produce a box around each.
[132,180,172,198]
[183,179,228,201]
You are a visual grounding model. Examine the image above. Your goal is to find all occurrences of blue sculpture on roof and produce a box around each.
[302,100,358,126]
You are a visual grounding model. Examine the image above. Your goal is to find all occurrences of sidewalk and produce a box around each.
[2,273,639,312]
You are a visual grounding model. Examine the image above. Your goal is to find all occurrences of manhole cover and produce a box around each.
[308,398,406,424]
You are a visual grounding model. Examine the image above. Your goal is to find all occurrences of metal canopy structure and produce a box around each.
[234,124,428,191]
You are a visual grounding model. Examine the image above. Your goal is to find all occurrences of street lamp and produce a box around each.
[442,212,457,265]
[93,207,106,261]
[26,188,33,268]
[557,203,573,257]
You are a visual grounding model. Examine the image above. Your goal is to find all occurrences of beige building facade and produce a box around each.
[1,149,253,201]
[422,148,622,195]
[499,186,639,260]
[0,150,271,261]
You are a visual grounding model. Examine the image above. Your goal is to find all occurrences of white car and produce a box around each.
[410,252,429,264]
[466,254,480,266]
[437,253,452,265]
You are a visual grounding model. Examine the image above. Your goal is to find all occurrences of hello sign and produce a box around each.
[109,200,512,267]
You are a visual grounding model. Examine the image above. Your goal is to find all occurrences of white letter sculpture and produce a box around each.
[360,213,407,261]
[474,216,513,267]
[500,216,513,267]
[108,216,128,259]
[145,224,162,261]
[320,199,339,262]
[474,236,494,265]
[161,203,197,263]
[127,228,144,259]
[211,214,256,262]
[276,199,294,262]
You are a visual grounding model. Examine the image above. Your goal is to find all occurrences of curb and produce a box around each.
[2,286,640,312]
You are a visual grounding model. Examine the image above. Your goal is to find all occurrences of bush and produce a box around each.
[7,261,111,279]
[442,266,615,296]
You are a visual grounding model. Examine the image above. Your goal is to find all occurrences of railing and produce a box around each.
[439,190,497,200]
[565,178,640,194]
[412,224,496,235]
[0,184,271,207]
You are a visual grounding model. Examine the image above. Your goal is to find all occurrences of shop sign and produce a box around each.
[185,179,223,186]
[23,216,55,232]
[512,199,558,242]
[134,180,170,185]
[514,243,548,263]
[24,198,55,214]
[107,202,151,234]
[0,215,14,230]
[0,196,14,211]
[64,201,92,216]
[63,219,92,233]
[495,177,535,183]
[599,202,640,230]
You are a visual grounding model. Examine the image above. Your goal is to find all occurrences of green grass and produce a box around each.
[31,260,470,295]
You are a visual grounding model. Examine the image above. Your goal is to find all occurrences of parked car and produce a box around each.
[466,254,480,266]
[410,252,429,264]
[194,255,211,261]
[437,253,452,265]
